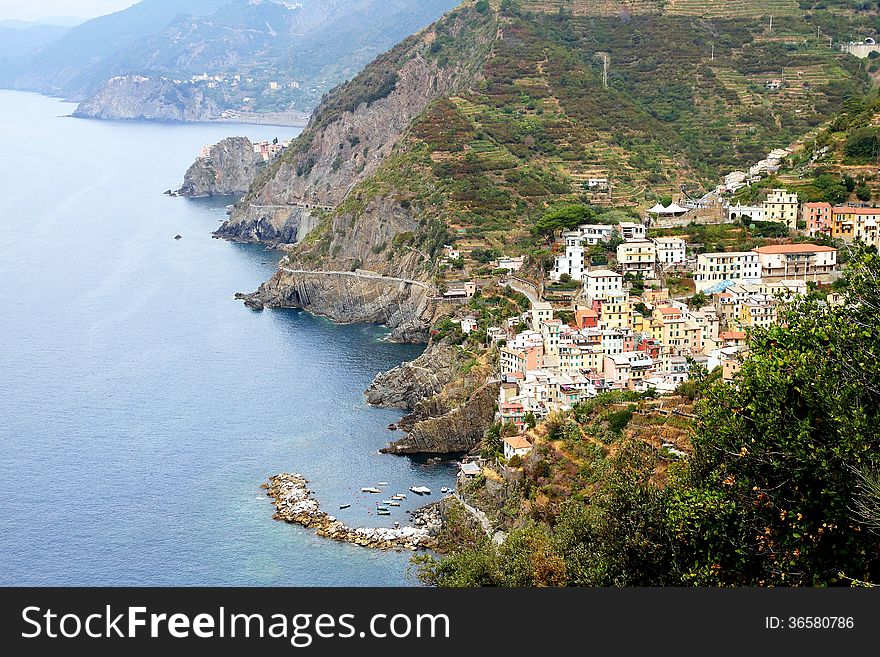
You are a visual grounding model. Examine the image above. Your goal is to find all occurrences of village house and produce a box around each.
[752,244,838,280]
[693,251,761,292]
[617,221,647,241]
[652,236,687,267]
[737,294,777,330]
[763,188,799,230]
[499,403,526,431]
[830,206,880,248]
[727,204,765,223]
[584,269,624,302]
[530,301,554,331]
[503,435,533,461]
[616,240,657,277]
[497,255,525,272]
[551,231,586,281]
[604,351,655,386]
[803,202,833,237]
[576,223,616,244]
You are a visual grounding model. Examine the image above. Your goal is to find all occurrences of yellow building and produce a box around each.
[764,189,799,230]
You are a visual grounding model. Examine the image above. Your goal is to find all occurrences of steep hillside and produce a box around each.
[227,0,871,272]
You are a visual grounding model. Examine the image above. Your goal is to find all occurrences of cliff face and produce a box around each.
[369,344,498,455]
[73,76,221,122]
[217,6,496,245]
[177,137,263,197]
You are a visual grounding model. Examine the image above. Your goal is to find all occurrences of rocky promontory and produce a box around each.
[74,76,221,122]
[264,473,441,551]
[177,137,264,197]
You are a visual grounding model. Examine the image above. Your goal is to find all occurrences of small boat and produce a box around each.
[389,502,400,507]
[377,510,391,516]
[381,500,393,505]
[377,482,389,486]
[174,234,182,240]
[361,487,381,494]
[376,506,389,512]
[410,486,431,495]
[387,423,398,431]
[440,487,449,494]
[339,504,351,509]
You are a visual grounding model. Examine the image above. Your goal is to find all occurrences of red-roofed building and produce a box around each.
[503,435,532,461]
[753,244,838,278]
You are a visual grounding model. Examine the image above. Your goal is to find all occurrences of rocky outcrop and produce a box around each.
[265,473,441,551]
[214,202,320,244]
[73,76,221,122]
[177,137,263,197]
[366,342,462,410]
[381,379,500,455]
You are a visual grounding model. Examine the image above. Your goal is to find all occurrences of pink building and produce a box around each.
[803,202,832,237]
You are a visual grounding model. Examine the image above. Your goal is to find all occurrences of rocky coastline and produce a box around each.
[264,473,442,551]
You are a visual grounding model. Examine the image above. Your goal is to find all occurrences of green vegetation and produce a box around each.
[415,249,880,587]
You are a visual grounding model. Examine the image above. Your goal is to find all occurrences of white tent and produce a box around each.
[647,203,667,214]
[664,203,689,215]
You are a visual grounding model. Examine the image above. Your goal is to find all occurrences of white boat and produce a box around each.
[381,500,393,505]
[377,482,389,486]
[389,502,400,507]
[410,486,431,495]
[361,487,381,494]
[440,487,449,493]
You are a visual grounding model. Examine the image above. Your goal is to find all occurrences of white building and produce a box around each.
[530,301,554,331]
[694,252,761,292]
[584,269,623,302]
[728,205,765,223]
[617,222,647,241]
[551,232,585,281]
[576,223,616,245]
[503,435,532,461]
[652,236,686,266]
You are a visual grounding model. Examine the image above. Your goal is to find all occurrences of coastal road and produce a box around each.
[454,492,506,545]
[279,267,434,291]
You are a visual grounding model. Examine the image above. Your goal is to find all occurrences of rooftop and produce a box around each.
[503,436,532,450]
[753,244,836,254]
[586,269,622,278]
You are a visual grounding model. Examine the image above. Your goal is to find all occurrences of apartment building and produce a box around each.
[693,252,761,292]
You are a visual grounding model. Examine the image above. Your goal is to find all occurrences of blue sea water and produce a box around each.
[0,91,455,586]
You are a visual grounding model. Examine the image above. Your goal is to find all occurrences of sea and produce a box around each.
[0,90,456,586]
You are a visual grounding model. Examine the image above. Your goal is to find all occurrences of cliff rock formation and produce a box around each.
[73,76,221,122]
[177,137,263,197]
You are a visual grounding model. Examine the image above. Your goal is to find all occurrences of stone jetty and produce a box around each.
[264,473,441,551]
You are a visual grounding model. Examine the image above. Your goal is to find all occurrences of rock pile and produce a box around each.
[264,473,440,551]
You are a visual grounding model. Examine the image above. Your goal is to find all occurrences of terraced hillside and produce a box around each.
[237,0,875,272]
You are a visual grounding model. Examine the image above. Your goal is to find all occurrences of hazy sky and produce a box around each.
[0,0,137,21]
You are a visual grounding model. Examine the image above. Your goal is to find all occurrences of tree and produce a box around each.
[686,247,880,585]
[844,127,880,162]
[531,205,595,243]
[688,291,708,308]
[857,184,872,202]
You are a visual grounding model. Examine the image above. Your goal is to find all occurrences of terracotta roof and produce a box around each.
[503,436,532,450]
[720,331,746,340]
[500,403,524,411]
[833,206,880,215]
[753,244,836,254]
[657,307,682,315]
[802,202,831,209]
